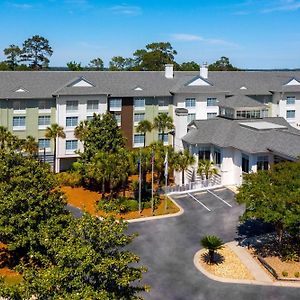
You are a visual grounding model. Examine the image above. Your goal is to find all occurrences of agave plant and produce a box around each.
[200,235,224,264]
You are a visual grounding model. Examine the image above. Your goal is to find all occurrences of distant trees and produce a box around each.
[209,56,239,71]
[89,57,104,70]
[66,61,83,71]
[3,44,22,70]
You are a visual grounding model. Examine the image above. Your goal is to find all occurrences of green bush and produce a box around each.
[56,171,82,187]
[294,272,300,278]
[282,271,288,277]
[98,197,139,214]
[123,199,139,211]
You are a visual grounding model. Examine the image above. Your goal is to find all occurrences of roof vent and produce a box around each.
[240,86,247,90]
[15,87,28,93]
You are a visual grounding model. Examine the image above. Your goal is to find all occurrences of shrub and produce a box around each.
[294,272,300,278]
[98,197,139,214]
[56,171,82,187]
[282,271,288,277]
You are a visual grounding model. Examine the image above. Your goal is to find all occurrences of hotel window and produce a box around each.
[114,113,121,124]
[13,116,25,127]
[242,154,250,173]
[66,116,78,127]
[257,156,268,171]
[66,100,78,112]
[66,140,78,151]
[158,133,168,143]
[158,98,168,107]
[38,115,51,126]
[87,100,99,111]
[286,110,295,119]
[38,138,50,149]
[207,112,217,119]
[134,134,144,145]
[187,113,196,123]
[198,147,210,160]
[13,100,26,111]
[134,113,145,123]
[109,98,122,109]
[207,98,217,107]
[214,148,221,166]
[185,98,196,108]
[134,98,145,109]
[38,100,51,110]
[286,96,295,105]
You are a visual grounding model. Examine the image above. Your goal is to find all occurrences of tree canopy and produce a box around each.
[3,45,22,70]
[208,56,239,71]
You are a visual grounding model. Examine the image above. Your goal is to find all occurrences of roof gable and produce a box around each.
[69,77,94,87]
[134,86,143,91]
[284,78,300,86]
[187,76,212,87]
[15,87,28,93]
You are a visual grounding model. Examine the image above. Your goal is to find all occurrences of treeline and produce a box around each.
[0,35,239,71]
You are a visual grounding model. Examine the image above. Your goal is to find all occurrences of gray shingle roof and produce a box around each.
[219,95,267,109]
[182,117,300,159]
[1,70,300,99]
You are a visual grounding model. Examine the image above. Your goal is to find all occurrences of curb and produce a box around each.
[127,196,184,223]
[193,248,300,288]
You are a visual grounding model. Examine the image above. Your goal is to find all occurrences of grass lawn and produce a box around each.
[62,186,179,220]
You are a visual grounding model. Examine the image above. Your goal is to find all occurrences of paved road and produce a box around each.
[127,188,299,300]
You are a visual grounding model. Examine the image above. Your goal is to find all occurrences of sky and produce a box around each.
[0,0,300,69]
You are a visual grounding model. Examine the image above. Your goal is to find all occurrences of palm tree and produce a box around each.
[136,120,152,147]
[153,113,174,144]
[197,159,218,180]
[22,135,38,156]
[0,126,11,150]
[200,235,224,264]
[45,124,66,172]
[74,120,89,142]
[174,149,195,185]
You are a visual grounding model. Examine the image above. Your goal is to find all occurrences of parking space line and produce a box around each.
[207,189,232,207]
[187,193,211,212]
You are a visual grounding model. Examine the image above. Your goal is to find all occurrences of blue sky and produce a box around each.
[0,0,300,68]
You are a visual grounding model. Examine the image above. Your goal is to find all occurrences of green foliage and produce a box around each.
[89,57,104,70]
[294,272,299,278]
[109,56,134,71]
[3,44,22,70]
[197,160,218,180]
[0,61,10,70]
[56,171,82,187]
[136,120,153,147]
[21,135,38,156]
[174,149,195,185]
[177,61,200,71]
[236,161,300,243]
[282,271,288,277]
[20,35,53,70]
[66,60,83,71]
[208,56,239,71]
[153,113,174,141]
[200,235,224,264]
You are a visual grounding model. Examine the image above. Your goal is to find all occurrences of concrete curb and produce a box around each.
[127,196,184,223]
[193,246,300,288]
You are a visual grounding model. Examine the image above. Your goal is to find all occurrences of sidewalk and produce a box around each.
[227,241,272,282]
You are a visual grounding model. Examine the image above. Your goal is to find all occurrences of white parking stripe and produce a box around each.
[187,193,211,212]
[207,189,232,207]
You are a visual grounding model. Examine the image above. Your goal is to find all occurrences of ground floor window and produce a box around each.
[134,134,144,145]
[242,154,250,173]
[158,133,168,143]
[198,147,210,160]
[214,148,221,165]
[257,156,269,171]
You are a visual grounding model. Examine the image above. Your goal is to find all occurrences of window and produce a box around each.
[187,113,196,123]
[207,98,217,107]
[38,100,51,110]
[286,110,295,119]
[236,110,261,119]
[38,139,50,149]
[134,98,145,109]
[207,112,217,119]
[214,148,221,165]
[242,154,250,173]
[110,98,122,109]
[257,156,268,171]
[38,116,51,126]
[87,100,99,111]
[66,116,78,127]
[286,96,295,105]
[13,100,26,111]
[114,113,121,124]
[66,140,78,151]
[158,133,168,143]
[158,98,168,107]
[13,116,25,127]
[134,113,145,123]
[134,134,144,145]
[66,100,78,112]
[185,98,196,108]
[198,147,210,160]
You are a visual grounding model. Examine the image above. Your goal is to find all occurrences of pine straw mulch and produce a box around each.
[61,186,179,220]
[200,246,254,280]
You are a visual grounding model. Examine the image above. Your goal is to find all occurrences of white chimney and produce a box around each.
[165,64,174,79]
[200,63,208,79]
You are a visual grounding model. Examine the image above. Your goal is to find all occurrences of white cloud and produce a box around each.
[8,2,33,9]
[262,0,300,13]
[172,33,239,48]
[110,5,142,16]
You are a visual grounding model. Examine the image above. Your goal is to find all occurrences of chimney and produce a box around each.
[200,63,208,79]
[165,64,174,79]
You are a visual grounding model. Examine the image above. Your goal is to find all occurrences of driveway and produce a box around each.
[127,188,299,300]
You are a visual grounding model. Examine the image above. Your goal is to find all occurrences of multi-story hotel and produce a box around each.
[1,65,300,185]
